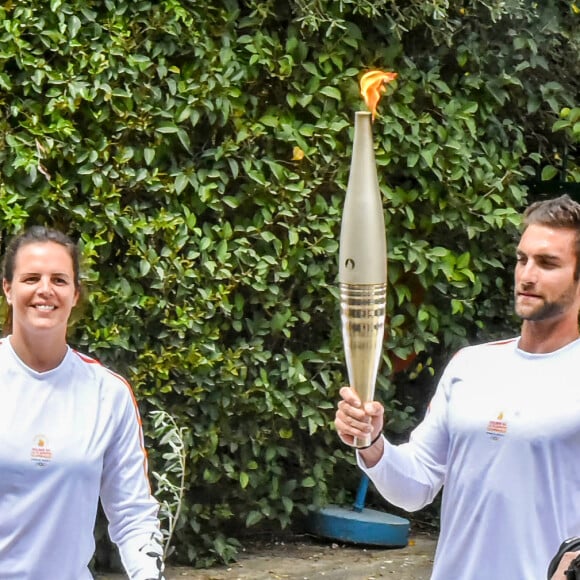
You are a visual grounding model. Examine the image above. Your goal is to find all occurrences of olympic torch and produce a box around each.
[339,71,397,448]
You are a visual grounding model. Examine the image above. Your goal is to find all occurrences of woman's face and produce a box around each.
[2,241,79,340]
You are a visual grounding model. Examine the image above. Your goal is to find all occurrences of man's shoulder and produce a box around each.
[466,337,518,352]
[452,337,519,365]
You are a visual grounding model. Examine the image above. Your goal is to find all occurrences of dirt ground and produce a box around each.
[96,533,436,580]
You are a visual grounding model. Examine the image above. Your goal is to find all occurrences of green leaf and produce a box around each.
[174,174,188,194]
[144,148,155,165]
[541,165,559,181]
[245,511,263,527]
[156,124,179,134]
[420,143,438,168]
[319,86,342,101]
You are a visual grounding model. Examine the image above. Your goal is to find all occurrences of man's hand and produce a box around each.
[335,386,384,447]
[550,551,580,579]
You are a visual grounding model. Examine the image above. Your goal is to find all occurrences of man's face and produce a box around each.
[514,224,580,322]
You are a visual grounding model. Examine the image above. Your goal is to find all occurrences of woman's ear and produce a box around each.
[2,279,11,305]
[73,288,80,307]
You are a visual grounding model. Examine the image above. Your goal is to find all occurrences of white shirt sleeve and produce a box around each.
[357,367,451,511]
[99,376,165,579]
[116,532,165,580]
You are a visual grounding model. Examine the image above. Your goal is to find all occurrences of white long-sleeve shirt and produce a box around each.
[0,337,163,579]
[359,337,580,580]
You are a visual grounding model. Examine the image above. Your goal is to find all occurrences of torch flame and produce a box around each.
[360,70,398,120]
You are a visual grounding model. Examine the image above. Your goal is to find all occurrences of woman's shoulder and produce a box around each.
[68,348,134,393]
[0,337,9,361]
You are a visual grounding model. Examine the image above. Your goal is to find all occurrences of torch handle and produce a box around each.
[340,282,387,448]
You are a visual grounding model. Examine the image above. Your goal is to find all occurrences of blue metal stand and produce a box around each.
[307,474,410,547]
[353,473,370,512]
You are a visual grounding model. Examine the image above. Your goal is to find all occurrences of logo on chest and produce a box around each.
[31,434,53,467]
[486,412,508,440]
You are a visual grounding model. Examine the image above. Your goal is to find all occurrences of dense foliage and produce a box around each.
[0,0,578,567]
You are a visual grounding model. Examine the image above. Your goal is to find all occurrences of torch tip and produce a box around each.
[359,69,398,120]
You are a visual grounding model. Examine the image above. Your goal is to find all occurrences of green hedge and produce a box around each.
[0,0,578,567]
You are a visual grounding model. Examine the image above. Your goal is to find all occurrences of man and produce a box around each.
[335,194,580,579]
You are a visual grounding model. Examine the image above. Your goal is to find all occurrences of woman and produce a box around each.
[0,226,165,580]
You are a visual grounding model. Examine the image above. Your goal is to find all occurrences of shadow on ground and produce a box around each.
[96,533,436,579]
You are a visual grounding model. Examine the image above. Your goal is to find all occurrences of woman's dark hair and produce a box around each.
[1,226,80,335]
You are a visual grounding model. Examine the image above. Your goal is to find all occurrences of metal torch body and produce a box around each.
[339,111,387,448]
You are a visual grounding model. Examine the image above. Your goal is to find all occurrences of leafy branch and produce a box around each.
[149,409,188,560]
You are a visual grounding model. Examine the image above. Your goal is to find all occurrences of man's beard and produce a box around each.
[515,284,578,321]
[516,298,566,321]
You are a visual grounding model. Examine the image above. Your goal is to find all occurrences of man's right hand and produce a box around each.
[335,386,384,445]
